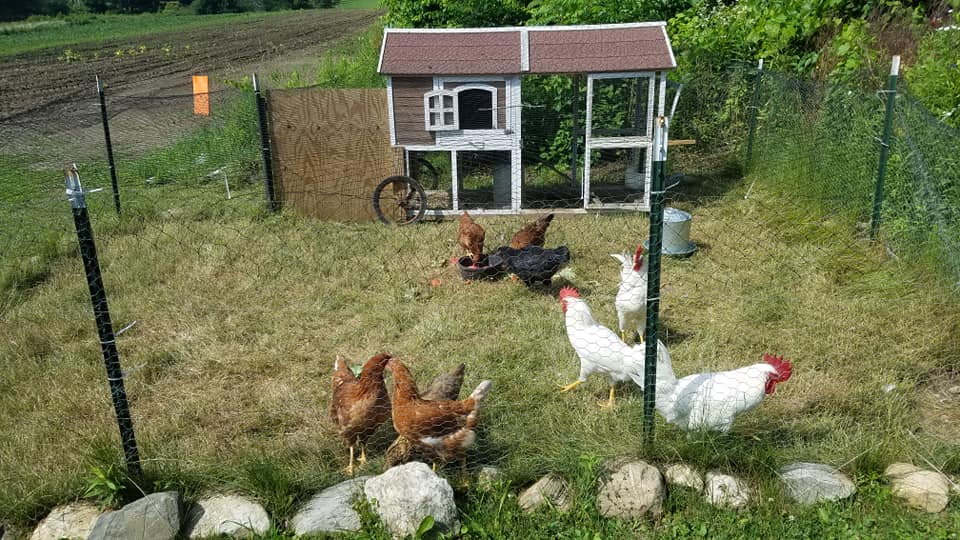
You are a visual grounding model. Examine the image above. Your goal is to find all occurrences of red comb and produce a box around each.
[764,353,793,381]
[559,286,580,300]
[632,245,644,271]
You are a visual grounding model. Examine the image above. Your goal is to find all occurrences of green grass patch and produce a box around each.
[1,161,958,532]
[0,12,304,57]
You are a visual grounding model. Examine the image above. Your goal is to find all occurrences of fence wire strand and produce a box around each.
[1,63,959,526]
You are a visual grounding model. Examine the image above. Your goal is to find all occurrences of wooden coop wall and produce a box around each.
[390,77,435,146]
[268,88,403,221]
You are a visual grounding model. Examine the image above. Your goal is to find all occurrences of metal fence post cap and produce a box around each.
[65,164,86,209]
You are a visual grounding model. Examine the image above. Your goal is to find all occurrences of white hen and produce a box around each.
[558,286,672,407]
[612,245,647,345]
[655,353,793,433]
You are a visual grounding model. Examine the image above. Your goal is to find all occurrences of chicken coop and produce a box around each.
[376,22,677,221]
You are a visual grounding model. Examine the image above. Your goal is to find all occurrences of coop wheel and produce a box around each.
[411,156,440,190]
[373,176,427,225]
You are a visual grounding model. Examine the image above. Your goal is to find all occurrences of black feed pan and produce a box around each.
[457,254,507,281]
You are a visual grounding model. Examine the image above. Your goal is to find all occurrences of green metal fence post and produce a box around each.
[745,58,764,170]
[65,165,142,476]
[642,113,668,449]
[96,76,122,215]
[253,73,278,213]
[870,55,900,240]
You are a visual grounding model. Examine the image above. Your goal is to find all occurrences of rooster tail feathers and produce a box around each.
[439,426,477,452]
[333,354,354,377]
[469,380,493,404]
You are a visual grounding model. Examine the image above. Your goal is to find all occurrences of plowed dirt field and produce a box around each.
[0,9,381,125]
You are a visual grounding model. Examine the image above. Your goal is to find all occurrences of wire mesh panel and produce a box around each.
[887,86,960,283]
[3,57,960,534]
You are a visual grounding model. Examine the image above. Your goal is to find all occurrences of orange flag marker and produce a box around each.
[192,75,209,116]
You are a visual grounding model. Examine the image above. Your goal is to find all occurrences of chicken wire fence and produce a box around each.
[1,64,958,517]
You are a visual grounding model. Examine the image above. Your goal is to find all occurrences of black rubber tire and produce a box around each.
[373,175,427,225]
[411,156,441,190]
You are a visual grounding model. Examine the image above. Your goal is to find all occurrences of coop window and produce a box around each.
[424,90,458,131]
[456,87,495,130]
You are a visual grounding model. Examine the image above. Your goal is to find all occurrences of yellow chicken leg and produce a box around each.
[358,444,368,466]
[599,386,616,409]
[344,445,356,476]
[559,380,583,393]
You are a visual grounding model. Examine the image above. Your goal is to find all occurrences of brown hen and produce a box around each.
[510,213,554,249]
[458,211,485,266]
[330,352,392,475]
[386,358,491,469]
[383,363,466,469]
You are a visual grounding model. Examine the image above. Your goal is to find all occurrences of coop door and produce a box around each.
[583,72,666,210]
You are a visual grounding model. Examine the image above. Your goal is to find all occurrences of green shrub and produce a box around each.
[905,29,960,129]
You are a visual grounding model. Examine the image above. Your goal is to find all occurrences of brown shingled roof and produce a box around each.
[528,26,674,73]
[380,31,522,76]
[378,23,675,76]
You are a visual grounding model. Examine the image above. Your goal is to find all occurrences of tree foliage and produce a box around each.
[380,0,529,28]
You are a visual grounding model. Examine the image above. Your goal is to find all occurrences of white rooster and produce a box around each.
[655,353,793,433]
[558,286,672,408]
[612,245,647,345]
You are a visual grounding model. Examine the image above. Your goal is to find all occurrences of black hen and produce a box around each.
[495,245,571,286]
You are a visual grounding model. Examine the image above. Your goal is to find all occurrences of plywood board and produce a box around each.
[268,88,403,221]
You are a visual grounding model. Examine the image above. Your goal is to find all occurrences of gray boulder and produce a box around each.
[363,463,459,538]
[29,502,102,540]
[704,472,752,510]
[884,463,951,513]
[663,463,704,492]
[780,462,856,504]
[477,466,502,492]
[291,477,369,536]
[518,474,573,513]
[182,495,270,538]
[597,461,665,518]
[87,491,180,540]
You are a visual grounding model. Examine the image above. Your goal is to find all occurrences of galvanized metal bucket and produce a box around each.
[647,207,697,256]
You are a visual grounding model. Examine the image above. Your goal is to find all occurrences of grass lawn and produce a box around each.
[1,147,958,534]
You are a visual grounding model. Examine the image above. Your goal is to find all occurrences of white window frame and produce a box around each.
[451,84,498,130]
[424,89,458,131]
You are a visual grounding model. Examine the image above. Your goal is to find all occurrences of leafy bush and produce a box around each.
[381,0,529,28]
[905,28,960,128]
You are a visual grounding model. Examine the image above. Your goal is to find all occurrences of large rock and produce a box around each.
[884,463,951,513]
[363,463,459,538]
[518,474,573,513]
[181,495,270,538]
[597,461,665,518]
[780,462,856,504]
[477,466,502,492]
[87,491,180,540]
[291,477,369,536]
[29,502,102,540]
[663,464,704,492]
[704,472,751,510]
